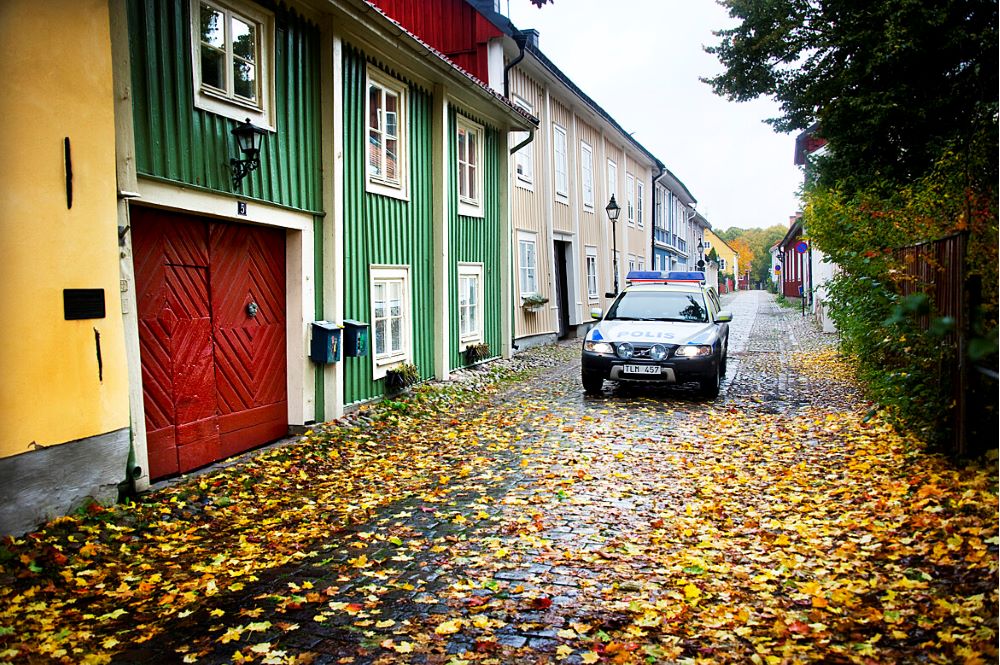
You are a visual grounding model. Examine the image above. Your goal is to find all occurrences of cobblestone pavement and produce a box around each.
[111,290,853,664]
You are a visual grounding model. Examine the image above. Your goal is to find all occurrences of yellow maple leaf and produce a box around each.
[555,644,574,659]
[581,653,600,664]
[684,584,702,601]
[435,619,463,635]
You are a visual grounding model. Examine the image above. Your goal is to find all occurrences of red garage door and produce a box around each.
[132,207,287,480]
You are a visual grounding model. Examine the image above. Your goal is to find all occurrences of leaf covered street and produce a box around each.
[2,291,996,664]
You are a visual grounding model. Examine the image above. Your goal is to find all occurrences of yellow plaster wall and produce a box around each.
[0,0,129,458]
[704,229,739,276]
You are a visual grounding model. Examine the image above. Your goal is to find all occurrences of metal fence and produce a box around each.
[891,233,996,457]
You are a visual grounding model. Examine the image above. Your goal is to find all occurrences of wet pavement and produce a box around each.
[7,290,995,664]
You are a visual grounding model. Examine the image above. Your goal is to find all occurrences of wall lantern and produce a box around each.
[230,118,266,188]
[605,195,622,295]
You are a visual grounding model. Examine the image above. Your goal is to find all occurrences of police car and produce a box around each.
[581,271,732,398]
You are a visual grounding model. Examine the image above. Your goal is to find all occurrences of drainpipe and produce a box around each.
[503,30,530,99]
[651,163,665,267]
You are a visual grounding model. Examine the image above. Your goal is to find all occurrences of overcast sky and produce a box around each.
[504,0,804,231]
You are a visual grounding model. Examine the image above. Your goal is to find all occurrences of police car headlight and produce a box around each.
[674,345,711,358]
[616,342,634,359]
[649,344,667,361]
[584,340,614,354]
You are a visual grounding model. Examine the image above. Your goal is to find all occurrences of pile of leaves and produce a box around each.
[1,344,997,664]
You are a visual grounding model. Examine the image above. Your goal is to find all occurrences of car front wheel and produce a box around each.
[582,372,603,395]
[699,365,721,400]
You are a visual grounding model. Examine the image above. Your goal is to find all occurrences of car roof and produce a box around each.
[623,282,705,293]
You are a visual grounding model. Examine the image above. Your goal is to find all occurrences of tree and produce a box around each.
[703,0,998,193]
[718,226,788,286]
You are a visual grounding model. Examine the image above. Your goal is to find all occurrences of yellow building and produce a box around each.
[703,229,740,291]
[0,0,130,534]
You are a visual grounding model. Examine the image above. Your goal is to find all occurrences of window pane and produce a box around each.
[200,6,225,48]
[369,131,383,177]
[375,319,386,355]
[390,316,402,353]
[384,94,398,137]
[232,17,255,62]
[385,138,398,180]
[468,131,477,166]
[233,61,256,101]
[201,45,225,90]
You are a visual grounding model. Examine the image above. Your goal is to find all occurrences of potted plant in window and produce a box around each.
[521,293,548,312]
[384,362,419,392]
[464,342,490,365]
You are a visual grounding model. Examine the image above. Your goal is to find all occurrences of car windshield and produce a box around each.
[607,291,708,322]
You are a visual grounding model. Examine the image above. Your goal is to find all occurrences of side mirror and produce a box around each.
[605,291,617,299]
[715,310,733,323]
[590,307,603,320]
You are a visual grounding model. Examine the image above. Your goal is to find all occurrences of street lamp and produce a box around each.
[696,238,705,271]
[605,195,621,295]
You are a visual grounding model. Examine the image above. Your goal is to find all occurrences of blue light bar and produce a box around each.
[625,270,706,283]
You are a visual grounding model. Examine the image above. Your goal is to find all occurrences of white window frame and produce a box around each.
[365,66,409,201]
[628,254,637,274]
[585,246,599,300]
[517,231,539,297]
[580,141,594,210]
[456,115,484,218]
[637,180,645,228]
[626,173,635,226]
[553,124,569,203]
[607,159,617,203]
[512,96,534,190]
[458,263,484,344]
[191,0,275,130]
[370,266,412,379]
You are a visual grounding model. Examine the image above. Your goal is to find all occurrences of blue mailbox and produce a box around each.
[310,321,342,364]
[342,319,369,357]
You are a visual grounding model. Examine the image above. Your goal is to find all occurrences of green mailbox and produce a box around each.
[342,319,369,357]
[309,321,342,364]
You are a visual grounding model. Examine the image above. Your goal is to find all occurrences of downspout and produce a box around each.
[504,31,533,352]
[651,163,665,268]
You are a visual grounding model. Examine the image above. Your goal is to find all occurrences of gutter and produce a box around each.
[650,161,665,262]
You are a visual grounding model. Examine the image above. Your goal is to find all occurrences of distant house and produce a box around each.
[653,169,702,272]
[703,229,739,294]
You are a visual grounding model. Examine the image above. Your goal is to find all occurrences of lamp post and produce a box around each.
[605,195,621,294]
[696,238,705,271]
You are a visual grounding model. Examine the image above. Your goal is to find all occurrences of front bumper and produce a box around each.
[581,350,718,384]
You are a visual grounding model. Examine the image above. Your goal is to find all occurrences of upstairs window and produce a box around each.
[626,173,635,226]
[580,141,594,210]
[367,68,408,200]
[191,0,274,129]
[512,96,534,189]
[457,116,484,217]
[637,181,645,228]
[553,124,569,202]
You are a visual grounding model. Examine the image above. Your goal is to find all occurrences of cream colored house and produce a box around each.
[502,32,661,346]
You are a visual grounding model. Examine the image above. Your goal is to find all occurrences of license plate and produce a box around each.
[623,365,660,375]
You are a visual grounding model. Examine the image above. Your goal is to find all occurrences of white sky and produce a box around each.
[504,0,804,230]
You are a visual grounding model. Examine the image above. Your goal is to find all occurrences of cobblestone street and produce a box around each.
[4,290,996,665]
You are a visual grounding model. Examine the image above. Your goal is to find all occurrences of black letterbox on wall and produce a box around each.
[309,321,342,364]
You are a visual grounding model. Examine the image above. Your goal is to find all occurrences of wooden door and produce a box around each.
[132,208,287,480]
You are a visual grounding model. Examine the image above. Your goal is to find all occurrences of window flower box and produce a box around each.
[521,293,548,312]
[464,342,490,365]
[384,362,418,392]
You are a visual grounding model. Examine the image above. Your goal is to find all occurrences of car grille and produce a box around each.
[622,343,678,359]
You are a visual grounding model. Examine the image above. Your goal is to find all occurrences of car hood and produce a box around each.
[588,320,719,345]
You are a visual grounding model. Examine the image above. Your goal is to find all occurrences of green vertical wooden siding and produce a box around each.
[449,111,504,370]
[341,46,435,406]
[128,0,322,212]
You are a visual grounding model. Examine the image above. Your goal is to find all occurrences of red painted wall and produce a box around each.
[369,0,502,82]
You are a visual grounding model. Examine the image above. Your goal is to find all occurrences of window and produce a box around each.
[626,174,635,226]
[513,96,534,189]
[192,0,275,129]
[458,264,484,343]
[518,232,538,296]
[370,266,411,377]
[607,159,617,203]
[637,181,645,228]
[580,142,594,210]
[585,247,599,299]
[366,67,408,199]
[553,124,569,201]
[457,116,483,217]
[628,254,637,275]
[719,258,727,271]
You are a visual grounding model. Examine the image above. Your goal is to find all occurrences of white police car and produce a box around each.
[581,271,732,398]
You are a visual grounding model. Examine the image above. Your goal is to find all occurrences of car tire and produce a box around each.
[699,365,721,400]
[582,373,603,395]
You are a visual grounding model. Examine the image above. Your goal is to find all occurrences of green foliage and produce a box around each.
[719,225,788,285]
[704,0,998,194]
